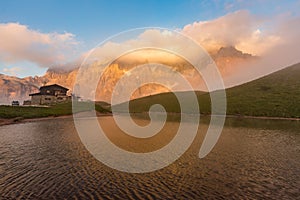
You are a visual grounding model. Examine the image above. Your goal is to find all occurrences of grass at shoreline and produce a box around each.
[0,102,111,120]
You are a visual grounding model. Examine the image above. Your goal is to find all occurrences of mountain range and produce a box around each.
[0,46,255,104]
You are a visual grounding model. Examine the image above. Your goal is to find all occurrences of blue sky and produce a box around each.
[0,0,299,77]
[0,0,240,44]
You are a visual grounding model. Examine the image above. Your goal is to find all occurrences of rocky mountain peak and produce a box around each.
[214,46,253,58]
[0,46,257,104]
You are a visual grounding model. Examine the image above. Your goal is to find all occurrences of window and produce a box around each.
[55,91,61,95]
[46,90,50,93]
[45,98,51,100]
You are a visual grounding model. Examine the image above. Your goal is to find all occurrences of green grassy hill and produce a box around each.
[225,63,300,117]
[116,63,300,118]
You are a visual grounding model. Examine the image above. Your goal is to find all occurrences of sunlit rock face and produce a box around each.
[41,69,78,94]
[0,46,255,104]
[212,46,256,77]
[0,74,39,104]
[93,49,204,103]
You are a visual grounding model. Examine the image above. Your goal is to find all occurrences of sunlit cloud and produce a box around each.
[0,23,78,67]
[85,29,201,64]
[182,10,280,55]
[78,9,300,91]
[83,10,294,63]
[2,8,300,84]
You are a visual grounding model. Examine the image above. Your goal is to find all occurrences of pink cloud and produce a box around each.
[182,10,280,55]
[0,23,78,67]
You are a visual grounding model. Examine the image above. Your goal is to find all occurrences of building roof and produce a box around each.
[29,84,69,96]
[40,84,69,91]
[29,92,41,96]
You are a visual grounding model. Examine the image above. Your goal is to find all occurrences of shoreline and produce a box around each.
[225,114,300,121]
[0,112,113,127]
[0,112,299,127]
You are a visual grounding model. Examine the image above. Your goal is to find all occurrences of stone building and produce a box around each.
[29,84,71,105]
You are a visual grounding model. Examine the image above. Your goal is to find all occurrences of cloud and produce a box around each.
[80,10,300,91]
[0,23,78,67]
[86,10,285,64]
[85,29,201,64]
[182,10,280,55]
[2,67,22,76]
[2,9,297,88]
[217,13,300,88]
[263,16,300,66]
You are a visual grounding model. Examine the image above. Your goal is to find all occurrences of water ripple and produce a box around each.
[0,117,299,199]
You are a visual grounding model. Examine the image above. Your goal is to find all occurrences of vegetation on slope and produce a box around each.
[225,63,300,117]
[0,102,111,119]
[118,63,300,118]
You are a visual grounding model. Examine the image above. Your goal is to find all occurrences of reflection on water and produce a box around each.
[0,116,299,199]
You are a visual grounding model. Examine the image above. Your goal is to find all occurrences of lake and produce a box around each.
[0,116,299,199]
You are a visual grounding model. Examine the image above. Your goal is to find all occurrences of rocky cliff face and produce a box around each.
[212,46,256,76]
[0,69,79,104]
[0,46,255,104]
[0,74,39,104]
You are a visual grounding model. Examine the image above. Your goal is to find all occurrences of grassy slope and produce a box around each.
[121,63,300,118]
[225,63,300,117]
[120,91,209,114]
[0,102,111,119]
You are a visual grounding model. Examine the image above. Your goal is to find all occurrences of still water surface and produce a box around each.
[0,116,299,199]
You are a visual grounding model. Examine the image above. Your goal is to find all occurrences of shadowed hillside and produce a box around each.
[116,63,300,118]
[225,63,300,117]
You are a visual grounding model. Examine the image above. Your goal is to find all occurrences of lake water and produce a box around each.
[0,116,299,199]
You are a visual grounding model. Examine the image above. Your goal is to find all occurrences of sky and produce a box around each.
[0,0,299,77]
